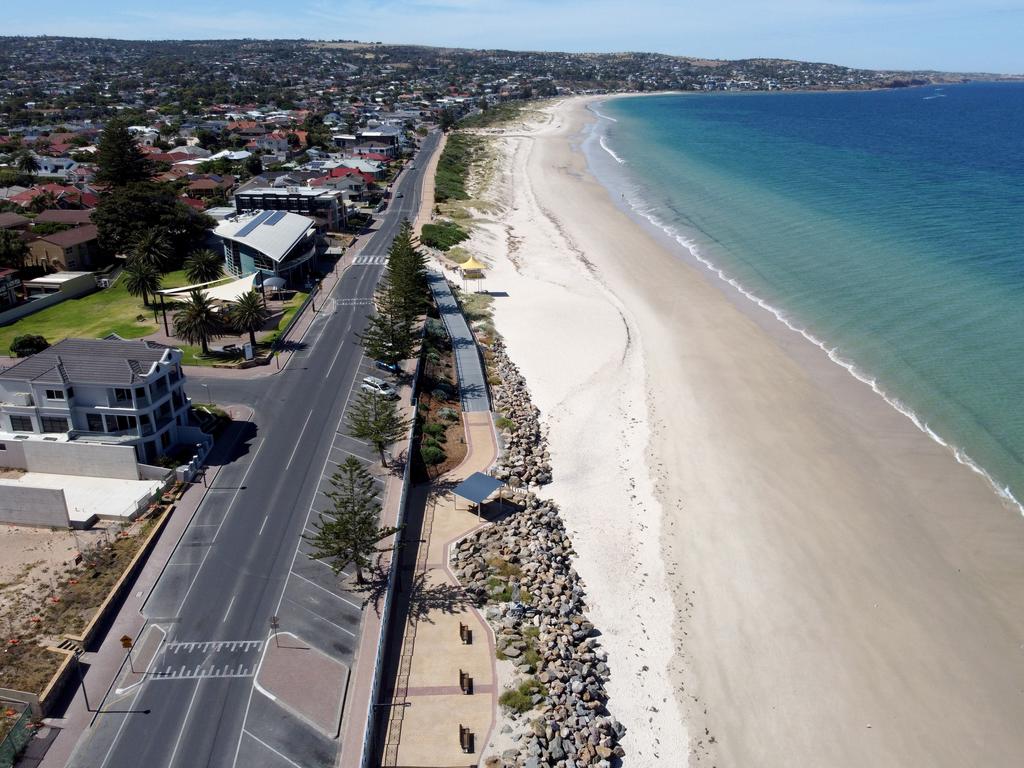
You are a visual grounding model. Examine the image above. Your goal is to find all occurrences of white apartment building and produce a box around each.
[0,337,193,465]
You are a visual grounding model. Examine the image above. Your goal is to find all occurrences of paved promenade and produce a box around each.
[380,411,499,766]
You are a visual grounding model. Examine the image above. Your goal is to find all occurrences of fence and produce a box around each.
[360,326,426,768]
[0,705,33,768]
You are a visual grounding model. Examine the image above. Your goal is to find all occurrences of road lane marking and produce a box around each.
[223,595,236,623]
[325,340,346,380]
[285,411,314,471]
[167,680,202,768]
[284,597,356,638]
[243,729,305,768]
[290,570,362,610]
[258,514,269,536]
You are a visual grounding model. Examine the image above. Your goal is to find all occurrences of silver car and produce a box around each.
[361,376,398,399]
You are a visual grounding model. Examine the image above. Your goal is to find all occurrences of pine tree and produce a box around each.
[347,390,411,466]
[94,119,154,187]
[304,456,400,584]
[357,276,417,366]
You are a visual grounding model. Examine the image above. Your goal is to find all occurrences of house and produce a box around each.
[0,337,194,465]
[0,268,21,310]
[186,174,236,199]
[27,224,100,271]
[21,271,96,299]
[250,133,290,154]
[33,155,78,179]
[8,183,98,209]
[215,210,319,287]
[0,212,31,232]
[232,186,345,230]
[33,208,94,227]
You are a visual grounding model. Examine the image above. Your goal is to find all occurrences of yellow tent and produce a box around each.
[460,256,487,272]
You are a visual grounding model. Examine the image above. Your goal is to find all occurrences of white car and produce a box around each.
[361,376,399,399]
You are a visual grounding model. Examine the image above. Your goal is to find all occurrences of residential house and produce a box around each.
[186,174,236,200]
[215,210,319,287]
[0,337,193,464]
[8,183,98,209]
[27,224,100,271]
[0,212,31,232]
[0,268,22,310]
[33,208,94,227]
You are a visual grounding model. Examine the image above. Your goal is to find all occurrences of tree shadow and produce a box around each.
[404,571,472,624]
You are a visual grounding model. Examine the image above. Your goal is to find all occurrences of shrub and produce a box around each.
[423,422,447,441]
[438,407,459,421]
[420,221,469,251]
[420,444,446,465]
[495,416,514,431]
[434,133,480,203]
[10,334,49,357]
[499,678,547,714]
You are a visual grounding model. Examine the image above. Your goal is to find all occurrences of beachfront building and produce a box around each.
[232,185,346,230]
[214,209,319,287]
[0,337,196,465]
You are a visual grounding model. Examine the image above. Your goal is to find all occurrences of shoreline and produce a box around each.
[451,95,1024,767]
[584,96,1024,517]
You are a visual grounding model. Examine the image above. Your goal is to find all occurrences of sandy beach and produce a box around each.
[449,97,1024,766]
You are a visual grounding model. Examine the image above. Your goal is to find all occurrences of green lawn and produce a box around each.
[0,269,203,353]
[0,269,311,369]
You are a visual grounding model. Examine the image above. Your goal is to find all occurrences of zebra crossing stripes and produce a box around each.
[352,254,388,265]
[149,639,264,681]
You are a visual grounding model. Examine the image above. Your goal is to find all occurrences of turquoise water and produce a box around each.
[595,84,1024,510]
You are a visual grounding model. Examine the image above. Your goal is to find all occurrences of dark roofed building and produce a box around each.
[28,223,100,271]
[34,208,94,227]
[0,337,195,464]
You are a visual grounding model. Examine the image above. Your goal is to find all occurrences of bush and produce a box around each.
[420,444,446,465]
[495,416,514,431]
[438,407,459,421]
[434,133,481,203]
[499,678,547,714]
[420,221,469,251]
[423,422,447,441]
[10,334,49,357]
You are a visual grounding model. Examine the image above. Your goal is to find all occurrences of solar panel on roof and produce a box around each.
[235,210,274,238]
[265,211,287,226]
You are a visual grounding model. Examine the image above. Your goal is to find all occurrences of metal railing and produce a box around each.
[0,706,32,768]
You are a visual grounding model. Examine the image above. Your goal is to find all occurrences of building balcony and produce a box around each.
[68,429,141,445]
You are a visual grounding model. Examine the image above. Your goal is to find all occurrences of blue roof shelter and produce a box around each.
[452,472,506,518]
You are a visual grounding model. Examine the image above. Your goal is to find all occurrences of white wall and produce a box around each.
[22,441,140,480]
[0,486,70,528]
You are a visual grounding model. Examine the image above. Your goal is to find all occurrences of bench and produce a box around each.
[459,669,473,695]
[459,724,474,753]
[459,621,472,645]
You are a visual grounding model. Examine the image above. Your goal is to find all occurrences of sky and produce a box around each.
[5,0,1024,74]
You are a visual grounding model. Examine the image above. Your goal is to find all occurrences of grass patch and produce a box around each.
[498,677,548,714]
[420,220,469,251]
[0,269,190,351]
[434,133,482,203]
[460,102,523,129]
[495,416,514,431]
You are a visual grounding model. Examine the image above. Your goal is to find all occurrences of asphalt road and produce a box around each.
[65,131,441,768]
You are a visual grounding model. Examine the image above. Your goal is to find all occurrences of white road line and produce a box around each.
[242,729,305,768]
[290,570,362,610]
[284,597,356,637]
[167,680,202,768]
[257,514,269,536]
[285,411,314,471]
[231,631,275,768]
[223,595,236,623]
[330,445,373,462]
[176,437,266,613]
[325,340,346,380]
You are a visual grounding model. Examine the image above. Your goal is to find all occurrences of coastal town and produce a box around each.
[0,30,1022,768]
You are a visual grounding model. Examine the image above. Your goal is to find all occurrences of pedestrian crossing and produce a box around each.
[352,254,387,265]
[150,639,264,681]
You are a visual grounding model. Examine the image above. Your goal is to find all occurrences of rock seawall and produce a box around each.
[451,339,624,767]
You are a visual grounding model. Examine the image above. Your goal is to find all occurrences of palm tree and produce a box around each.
[16,152,39,184]
[132,228,172,271]
[122,257,162,307]
[228,290,269,348]
[183,249,224,284]
[173,289,221,355]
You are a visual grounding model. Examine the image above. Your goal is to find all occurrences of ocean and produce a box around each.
[591,83,1024,511]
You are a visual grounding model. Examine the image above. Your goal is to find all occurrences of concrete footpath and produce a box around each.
[31,406,255,768]
[380,410,500,766]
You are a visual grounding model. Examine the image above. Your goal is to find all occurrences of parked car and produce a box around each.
[361,376,399,399]
[375,360,401,375]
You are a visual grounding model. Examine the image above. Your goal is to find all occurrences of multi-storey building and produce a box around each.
[232,185,345,230]
[215,209,319,287]
[0,337,193,464]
